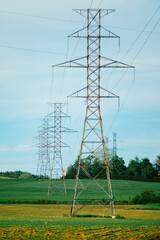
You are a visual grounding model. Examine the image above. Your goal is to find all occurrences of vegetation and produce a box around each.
[0,169,159,239]
[66,155,160,182]
[0,178,159,204]
[0,171,36,179]
[132,190,160,204]
[0,204,160,239]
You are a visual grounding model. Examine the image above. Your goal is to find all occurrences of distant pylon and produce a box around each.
[53,9,134,217]
[105,136,111,160]
[112,132,117,157]
[48,103,77,195]
[36,117,51,178]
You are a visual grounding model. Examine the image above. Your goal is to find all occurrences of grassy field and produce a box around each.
[0,179,160,239]
[0,178,159,203]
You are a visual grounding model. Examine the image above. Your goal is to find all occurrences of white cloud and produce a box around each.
[0,145,35,152]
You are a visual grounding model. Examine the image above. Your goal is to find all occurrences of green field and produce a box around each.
[0,178,159,203]
[0,179,160,239]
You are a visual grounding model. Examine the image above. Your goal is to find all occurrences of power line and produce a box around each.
[111,5,160,91]
[98,0,103,8]
[131,17,160,65]
[107,9,160,135]
[134,62,160,68]
[90,0,94,8]
[0,10,81,23]
[122,5,160,61]
[0,45,68,56]
[108,25,159,35]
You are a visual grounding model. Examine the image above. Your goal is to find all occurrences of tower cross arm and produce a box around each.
[69,26,120,39]
[61,126,78,133]
[52,56,87,68]
[100,56,135,69]
[73,9,115,18]
[68,86,87,98]
[60,141,70,148]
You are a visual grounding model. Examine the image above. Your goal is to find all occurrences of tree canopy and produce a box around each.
[66,154,159,181]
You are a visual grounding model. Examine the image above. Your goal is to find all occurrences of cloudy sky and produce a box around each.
[0,0,160,173]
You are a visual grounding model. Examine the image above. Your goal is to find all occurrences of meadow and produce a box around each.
[0,178,160,239]
[0,178,160,203]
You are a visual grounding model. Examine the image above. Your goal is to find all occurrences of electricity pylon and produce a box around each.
[36,117,51,178]
[53,9,134,217]
[112,132,117,157]
[48,103,77,195]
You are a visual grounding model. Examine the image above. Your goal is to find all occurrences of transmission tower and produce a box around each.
[112,132,117,157]
[48,103,76,195]
[36,117,51,178]
[53,9,134,217]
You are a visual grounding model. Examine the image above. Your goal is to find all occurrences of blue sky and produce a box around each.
[0,0,160,173]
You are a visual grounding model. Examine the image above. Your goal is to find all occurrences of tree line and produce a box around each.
[66,155,160,182]
[0,171,36,179]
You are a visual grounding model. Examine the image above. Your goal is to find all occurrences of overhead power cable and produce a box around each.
[108,25,159,35]
[98,0,103,8]
[0,10,81,23]
[0,45,68,56]
[107,8,160,134]
[131,17,160,65]
[122,5,160,60]
[110,6,160,93]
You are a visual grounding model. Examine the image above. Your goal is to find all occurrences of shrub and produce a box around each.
[132,190,160,204]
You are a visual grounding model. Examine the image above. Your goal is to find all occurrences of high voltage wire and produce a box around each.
[0,9,159,35]
[108,25,159,35]
[58,38,70,103]
[90,0,94,8]
[134,62,160,68]
[109,4,160,92]
[0,10,81,23]
[131,17,160,65]
[0,45,68,56]
[2,5,159,139]
[98,0,103,8]
[107,7,160,134]
[122,5,160,61]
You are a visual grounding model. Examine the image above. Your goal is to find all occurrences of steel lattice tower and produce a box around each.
[48,103,76,195]
[36,117,51,178]
[53,9,134,217]
[112,132,117,157]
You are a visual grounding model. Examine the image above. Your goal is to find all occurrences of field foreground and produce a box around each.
[0,204,160,239]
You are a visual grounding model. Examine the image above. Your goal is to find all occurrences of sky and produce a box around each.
[0,0,160,174]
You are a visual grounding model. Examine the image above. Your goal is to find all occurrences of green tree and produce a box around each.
[66,154,106,179]
[140,158,155,181]
[155,155,160,173]
[65,164,77,179]
[87,156,104,178]
[126,157,141,180]
[156,155,160,166]
[19,172,33,179]
[110,155,126,179]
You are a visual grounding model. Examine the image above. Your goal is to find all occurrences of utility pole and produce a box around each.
[53,9,134,217]
[48,103,76,195]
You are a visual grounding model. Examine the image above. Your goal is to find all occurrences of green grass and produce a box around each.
[0,178,159,204]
